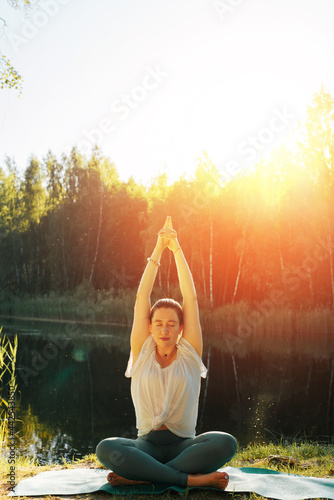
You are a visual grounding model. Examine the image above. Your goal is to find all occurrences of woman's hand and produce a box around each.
[156,216,172,251]
[157,216,180,254]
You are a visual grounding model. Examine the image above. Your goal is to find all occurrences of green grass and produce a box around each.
[1,441,333,500]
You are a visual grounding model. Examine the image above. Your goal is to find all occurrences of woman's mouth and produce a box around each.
[160,337,169,341]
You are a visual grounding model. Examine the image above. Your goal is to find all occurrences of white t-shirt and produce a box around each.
[125,335,207,438]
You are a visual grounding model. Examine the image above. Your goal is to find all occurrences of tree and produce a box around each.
[23,156,45,224]
[0,1,39,94]
[44,150,63,212]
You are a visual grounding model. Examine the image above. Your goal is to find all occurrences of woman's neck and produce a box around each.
[156,344,177,358]
[155,344,177,366]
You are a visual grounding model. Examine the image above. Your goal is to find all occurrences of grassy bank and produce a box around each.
[1,440,333,500]
[0,285,137,326]
[1,287,334,345]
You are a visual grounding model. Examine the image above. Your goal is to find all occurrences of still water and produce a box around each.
[2,318,334,464]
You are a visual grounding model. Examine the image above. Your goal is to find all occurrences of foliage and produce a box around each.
[6,0,38,9]
[0,55,22,94]
[1,0,39,95]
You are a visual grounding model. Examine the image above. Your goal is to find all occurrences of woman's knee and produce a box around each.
[205,431,238,461]
[222,432,238,459]
[96,438,115,462]
[96,437,129,468]
[215,432,238,461]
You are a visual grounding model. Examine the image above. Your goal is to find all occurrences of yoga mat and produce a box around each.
[8,466,334,499]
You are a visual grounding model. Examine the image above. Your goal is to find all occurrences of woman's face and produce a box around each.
[149,307,183,349]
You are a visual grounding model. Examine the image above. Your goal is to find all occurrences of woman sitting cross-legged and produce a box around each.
[96,216,237,490]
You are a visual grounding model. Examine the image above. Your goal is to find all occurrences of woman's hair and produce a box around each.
[150,298,183,325]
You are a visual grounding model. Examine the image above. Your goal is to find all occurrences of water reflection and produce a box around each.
[1,318,334,464]
[14,406,75,464]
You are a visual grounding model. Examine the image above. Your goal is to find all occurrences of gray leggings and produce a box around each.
[96,429,237,487]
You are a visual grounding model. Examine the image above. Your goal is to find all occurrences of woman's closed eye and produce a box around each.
[154,322,176,327]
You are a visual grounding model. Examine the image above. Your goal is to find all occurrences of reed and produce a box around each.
[0,330,18,452]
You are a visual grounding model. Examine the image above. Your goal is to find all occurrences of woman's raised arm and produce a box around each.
[130,219,169,361]
[158,220,203,358]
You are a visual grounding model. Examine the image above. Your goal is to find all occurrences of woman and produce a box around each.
[96,217,237,490]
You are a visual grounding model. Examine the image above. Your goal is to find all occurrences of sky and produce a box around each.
[1,0,334,185]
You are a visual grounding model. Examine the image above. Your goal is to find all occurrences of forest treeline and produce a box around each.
[1,88,334,310]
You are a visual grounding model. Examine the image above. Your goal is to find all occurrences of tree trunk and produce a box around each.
[36,242,40,289]
[223,251,231,305]
[89,182,103,286]
[62,207,69,288]
[278,232,284,275]
[12,233,20,291]
[232,243,244,304]
[307,270,315,304]
[20,237,28,289]
[62,234,68,288]
[200,242,207,299]
[209,216,213,308]
[231,351,240,403]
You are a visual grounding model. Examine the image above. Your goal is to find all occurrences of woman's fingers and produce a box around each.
[158,228,176,235]
[163,216,173,229]
[158,227,176,234]
[158,228,177,238]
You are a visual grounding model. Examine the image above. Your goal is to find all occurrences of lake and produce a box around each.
[1,317,334,464]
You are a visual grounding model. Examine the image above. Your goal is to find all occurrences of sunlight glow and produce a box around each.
[1,0,334,185]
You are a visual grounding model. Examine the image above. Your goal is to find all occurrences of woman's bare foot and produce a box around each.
[187,471,229,490]
[107,472,151,486]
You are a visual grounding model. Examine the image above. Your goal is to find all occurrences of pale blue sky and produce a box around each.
[1,0,334,184]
